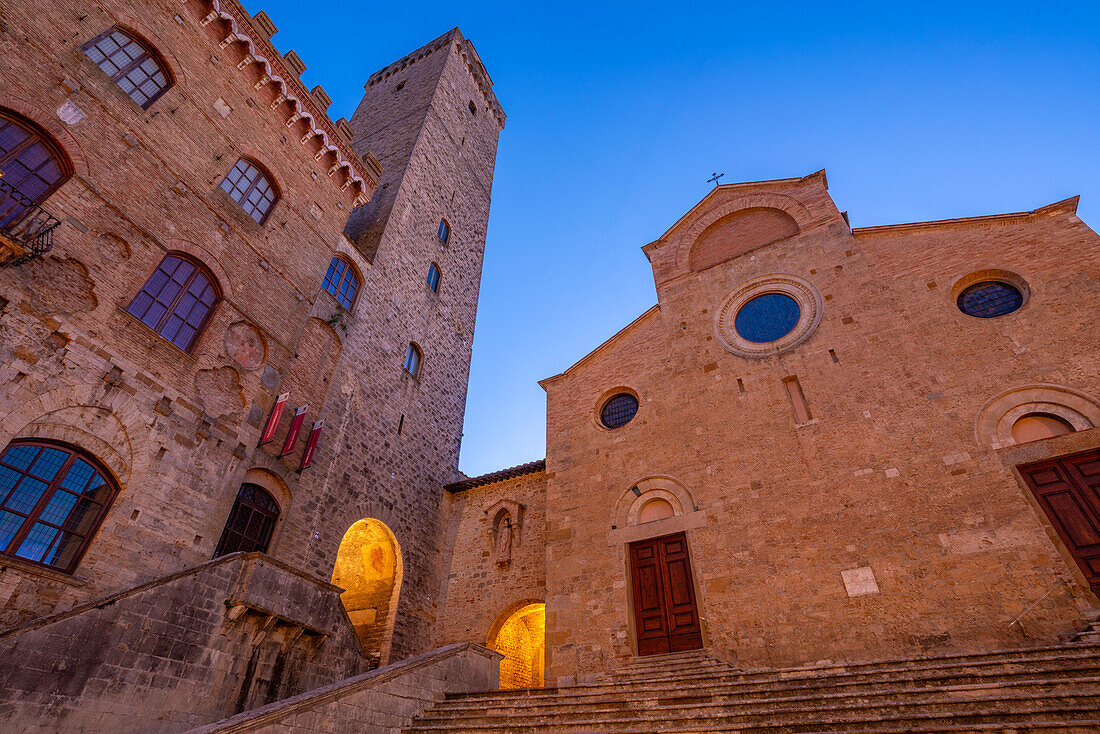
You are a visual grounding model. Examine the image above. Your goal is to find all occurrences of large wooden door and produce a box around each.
[629,532,703,656]
[1019,450,1100,592]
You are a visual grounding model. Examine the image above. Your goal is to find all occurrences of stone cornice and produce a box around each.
[197,0,381,205]
[852,196,1080,236]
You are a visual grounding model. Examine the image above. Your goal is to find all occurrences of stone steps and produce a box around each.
[402,640,1100,733]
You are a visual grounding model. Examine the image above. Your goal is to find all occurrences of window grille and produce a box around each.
[957,281,1024,318]
[601,393,639,429]
[213,483,279,556]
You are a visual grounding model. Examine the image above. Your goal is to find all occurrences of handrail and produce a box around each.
[0,177,61,266]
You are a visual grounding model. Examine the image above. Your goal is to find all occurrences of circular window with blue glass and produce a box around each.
[951,270,1030,320]
[734,292,802,343]
[716,274,823,357]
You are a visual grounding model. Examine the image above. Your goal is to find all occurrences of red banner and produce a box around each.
[279,405,308,457]
[298,420,324,472]
[258,393,288,446]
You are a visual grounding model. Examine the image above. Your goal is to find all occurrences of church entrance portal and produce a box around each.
[629,532,703,656]
[1018,450,1100,593]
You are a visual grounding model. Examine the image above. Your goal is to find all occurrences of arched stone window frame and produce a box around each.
[0,439,121,574]
[126,251,222,353]
[321,254,362,310]
[81,26,175,109]
[0,107,75,206]
[219,157,280,225]
[976,384,1100,449]
[950,268,1031,320]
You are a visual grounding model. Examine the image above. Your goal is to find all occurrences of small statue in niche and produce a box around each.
[494,511,513,564]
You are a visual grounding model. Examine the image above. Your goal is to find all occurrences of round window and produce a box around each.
[600,393,639,429]
[957,281,1024,318]
[734,292,801,343]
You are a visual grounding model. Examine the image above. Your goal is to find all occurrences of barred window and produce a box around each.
[427,262,441,293]
[213,483,279,557]
[957,281,1024,319]
[220,158,278,224]
[404,342,422,378]
[82,28,172,109]
[600,393,639,429]
[0,440,118,573]
[322,255,360,309]
[127,253,220,352]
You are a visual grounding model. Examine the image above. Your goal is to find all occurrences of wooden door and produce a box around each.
[1019,450,1100,592]
[629,532,703,655]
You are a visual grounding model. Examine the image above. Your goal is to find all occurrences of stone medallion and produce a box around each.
[224,321,266,371]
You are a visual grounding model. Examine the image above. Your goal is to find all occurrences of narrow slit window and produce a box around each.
[437,219,450,244]
[404,343,422,378]
[426,263,441,293]
[783,375,812,423]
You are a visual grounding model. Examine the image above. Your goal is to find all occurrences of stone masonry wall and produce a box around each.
[0,553,365,733]
[434,470,548,648]
[540,175,1100,680]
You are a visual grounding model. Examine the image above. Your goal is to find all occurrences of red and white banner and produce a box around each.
[258,393,288,446]
[298,420,324,472]
[279,405,308,457]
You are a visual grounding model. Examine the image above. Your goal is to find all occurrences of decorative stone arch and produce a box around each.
[608,476,706,546]
[0,94,89,177]
[950,268,1032,316]
[714,273,824,358]
[976,384,1100,449]
[671,192,815,276]
[485,498,524,564]
[0,384,151,492]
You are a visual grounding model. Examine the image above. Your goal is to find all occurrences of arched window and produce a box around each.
[426,262,441,293]
[322,255,360,309]
[82,27,172,109]
[437,218,450,244]
[0,110,72,222]
[213,483,280,557]
[220,158,278,224]
[127,253,220,352]
[403,342,422,378]
[0,440,119,573]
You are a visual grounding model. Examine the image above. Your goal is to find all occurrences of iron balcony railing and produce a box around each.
[0,177,61,265]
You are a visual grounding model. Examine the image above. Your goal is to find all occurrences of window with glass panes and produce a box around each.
[404,343,422,378]
[127,254,220,352]
[213,484,279,556]
[0,441,118,573]
[427,262,441,292]
[82,28,172,109]
[437,219,450,244]
[322,256,359,309]
[0,112,71,225]
[220,159,277,224]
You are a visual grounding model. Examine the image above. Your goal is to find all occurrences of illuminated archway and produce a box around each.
[331,519,402,667]
[487,602,545,689]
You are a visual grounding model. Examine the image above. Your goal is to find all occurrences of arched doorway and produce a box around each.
[331,519,402,668]
[487,602,545,689]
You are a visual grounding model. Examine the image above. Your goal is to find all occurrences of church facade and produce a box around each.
[0,0,1099,729]
[437,171,1100,686]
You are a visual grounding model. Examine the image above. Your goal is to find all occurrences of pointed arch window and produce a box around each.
[0,110,72,224]
[213,483,280,556]
[426,262,441,293]
[82,27,172,109]
[127,253,220,352]
[322,255,360,309]
[220,158,278,224]
[0,440,119,573]
[404,342,422,378]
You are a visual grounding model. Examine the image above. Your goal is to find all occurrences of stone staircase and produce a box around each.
[403,640,1100,733]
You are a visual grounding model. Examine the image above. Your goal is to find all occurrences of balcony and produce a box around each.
[0,178,60,267]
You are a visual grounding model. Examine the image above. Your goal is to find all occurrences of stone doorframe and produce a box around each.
[608,476,709,656]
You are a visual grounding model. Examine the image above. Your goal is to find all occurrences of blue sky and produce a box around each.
[252,1,1100,476]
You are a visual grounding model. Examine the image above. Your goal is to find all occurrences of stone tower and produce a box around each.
[289,28,505,663]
